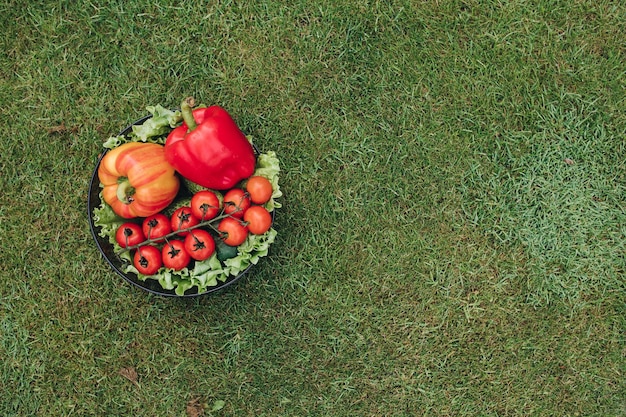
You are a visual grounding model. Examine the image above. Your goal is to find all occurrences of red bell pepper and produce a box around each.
[164,97,256,190]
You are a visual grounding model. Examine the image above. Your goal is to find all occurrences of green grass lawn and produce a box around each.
[1,0,624,415]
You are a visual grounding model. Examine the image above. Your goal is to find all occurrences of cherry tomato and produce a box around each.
[133,245,162,275]
[162,239,191,270]
[218,217,249,246]
[245,176,273,204]
[223,188,250,218]
[191,190,221,221]
[116,223,145,248]
[171,207,199,236]
[142,213,172,242]
[184,229,215,261]
[243,206,272,235]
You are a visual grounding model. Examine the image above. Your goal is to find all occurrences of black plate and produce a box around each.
[87,115,267,297]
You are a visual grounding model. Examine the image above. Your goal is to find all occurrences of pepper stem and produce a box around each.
[116,179,135,205]
[181,97,198,132]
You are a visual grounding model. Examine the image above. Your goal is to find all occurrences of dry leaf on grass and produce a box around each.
[186,397,205,417]
[46,123,79,135]
[119,367,139,386]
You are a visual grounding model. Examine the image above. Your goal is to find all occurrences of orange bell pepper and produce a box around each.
[98,142,180,219]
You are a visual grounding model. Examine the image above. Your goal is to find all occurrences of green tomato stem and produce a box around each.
[114,208,246,255]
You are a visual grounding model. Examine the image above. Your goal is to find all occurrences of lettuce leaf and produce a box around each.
[192,254,230,287]
[131,105,182,142]
[102,105,182,149]
[92,192,126,245]
[225,228,277,276]
[103,135,126,149]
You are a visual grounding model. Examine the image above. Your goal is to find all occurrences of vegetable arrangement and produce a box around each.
[92,98,282,296]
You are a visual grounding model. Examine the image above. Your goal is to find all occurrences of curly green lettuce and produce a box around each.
[131,105,182,142]
[224,228,277,275]
[103,105,182,149]
[92,192,126,245]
